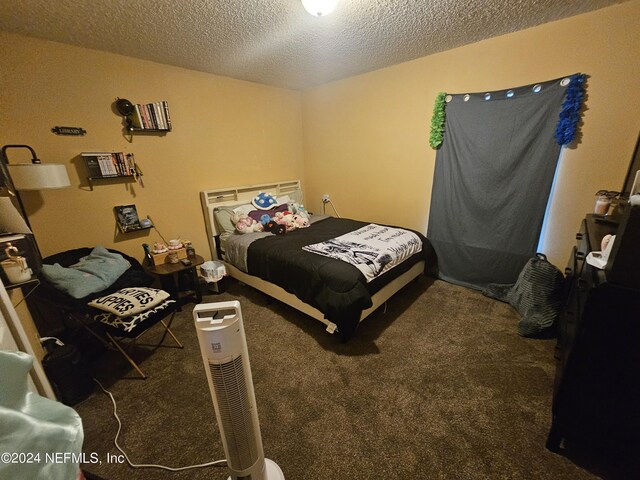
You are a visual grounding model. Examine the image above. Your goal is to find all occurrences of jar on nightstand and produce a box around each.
[166,251,180,264]
[184,241,196,259]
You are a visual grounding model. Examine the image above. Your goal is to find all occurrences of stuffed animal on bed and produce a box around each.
[232,212,263,234]
[251,192,278,210]
[292,214,309,229]
[287,202,310,220]
[274,211,296,232]
[264,220,286,235]
[259,214,272,226]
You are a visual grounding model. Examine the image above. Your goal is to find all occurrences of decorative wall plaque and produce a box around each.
[51,126,87,136]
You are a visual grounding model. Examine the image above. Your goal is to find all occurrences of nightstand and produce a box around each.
[145,254,204,309]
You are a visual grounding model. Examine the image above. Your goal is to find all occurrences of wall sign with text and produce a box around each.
[51,126,87,136]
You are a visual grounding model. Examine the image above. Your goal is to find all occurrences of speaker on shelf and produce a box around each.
[114,98,134,116]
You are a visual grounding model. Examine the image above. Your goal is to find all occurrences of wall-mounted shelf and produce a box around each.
[114,204,152,233]
[116,222,153,234]
[117,99,172,132]
[81,152,143,189]
[127,127,171,133]
[88,174,137,181]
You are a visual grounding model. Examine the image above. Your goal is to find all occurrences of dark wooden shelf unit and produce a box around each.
[547,213,640,473]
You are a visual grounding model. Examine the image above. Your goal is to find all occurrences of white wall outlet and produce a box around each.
[322,194,330,203]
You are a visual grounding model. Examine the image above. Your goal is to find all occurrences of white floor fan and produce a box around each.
[193,301,285,480]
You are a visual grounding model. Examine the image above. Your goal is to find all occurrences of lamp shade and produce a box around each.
[7,164,71,190]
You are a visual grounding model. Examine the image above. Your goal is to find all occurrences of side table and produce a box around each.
[145,254,204,309]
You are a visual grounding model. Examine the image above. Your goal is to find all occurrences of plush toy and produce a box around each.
[251,192,278,210]
[232,212,263,234]
[259,214,272,226]
[152,242,168,254]
[292,214,309,229]
[274,211,296,232]
[296,204,310,220]
[287,202,310,220]
[264,220,286,235]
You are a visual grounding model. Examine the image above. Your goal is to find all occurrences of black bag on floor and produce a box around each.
[483,253,565,337]
[41,338,94,405]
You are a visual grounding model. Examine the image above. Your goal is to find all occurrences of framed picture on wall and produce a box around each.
[114,204,141,232]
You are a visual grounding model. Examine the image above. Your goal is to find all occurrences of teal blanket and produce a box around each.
[41,245,131,299]
[0,350,84,480]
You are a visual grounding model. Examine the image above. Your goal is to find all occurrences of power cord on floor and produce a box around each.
[93,378,227,472]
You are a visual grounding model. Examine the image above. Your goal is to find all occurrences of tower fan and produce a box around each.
[193,301,285,480]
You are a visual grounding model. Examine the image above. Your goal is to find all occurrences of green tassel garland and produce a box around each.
[429,92,447,149]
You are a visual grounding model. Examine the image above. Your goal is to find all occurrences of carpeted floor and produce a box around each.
[74,277,604,480]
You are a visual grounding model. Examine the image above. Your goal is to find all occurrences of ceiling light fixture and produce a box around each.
[301,0,338,17]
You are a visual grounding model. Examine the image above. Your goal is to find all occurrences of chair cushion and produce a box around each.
[93,299,177,338]
[87,287,169,317]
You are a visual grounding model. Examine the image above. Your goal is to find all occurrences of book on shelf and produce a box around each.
[114,204,142,232]
[162,101,172,130]
[83,156,103,178]
[104,154,117,176]
[82,152,116,177]
[157,102,167,129]
[148,103,158,129]
[155,102,164,129]
[110,153,119,176]
[82,152,135,177]
[128,101,171,130]
[131,104,144,129]
[113,152,129,176]
[145,103,155,128]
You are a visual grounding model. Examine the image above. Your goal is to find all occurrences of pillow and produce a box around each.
[94,299,176,334]
[213,206,237,241]
[275,195,290,205]
[232,203,254,215]
[41,245,131,299]
[88,287,170,317]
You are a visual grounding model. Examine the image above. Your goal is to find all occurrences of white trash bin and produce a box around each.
[200,260,227,293]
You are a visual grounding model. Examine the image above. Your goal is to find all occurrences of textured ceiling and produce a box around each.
[0,0,628,90]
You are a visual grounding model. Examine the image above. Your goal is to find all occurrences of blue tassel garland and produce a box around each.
[555,74,586,145]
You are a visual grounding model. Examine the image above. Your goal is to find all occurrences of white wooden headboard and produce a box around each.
[200,179,302,259]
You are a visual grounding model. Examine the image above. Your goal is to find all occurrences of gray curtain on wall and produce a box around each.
[427,78,567,290]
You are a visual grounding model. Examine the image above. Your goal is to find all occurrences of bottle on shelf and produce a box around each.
[142,243,153,266]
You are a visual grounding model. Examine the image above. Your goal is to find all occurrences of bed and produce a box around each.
[200,180,434,340]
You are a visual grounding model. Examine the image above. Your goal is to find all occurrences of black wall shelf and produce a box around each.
[81,152,142,189]
[127,127,171,133]
[116,99,172,131]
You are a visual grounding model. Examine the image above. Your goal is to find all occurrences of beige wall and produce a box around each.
[302,1,640,267]
[0,33,304,262]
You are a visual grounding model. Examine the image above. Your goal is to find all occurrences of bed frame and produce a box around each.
[200,180,425,334]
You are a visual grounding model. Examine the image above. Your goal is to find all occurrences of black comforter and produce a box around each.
[246,217,433,340]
